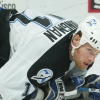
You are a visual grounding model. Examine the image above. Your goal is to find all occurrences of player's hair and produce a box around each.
[76,31,82,37]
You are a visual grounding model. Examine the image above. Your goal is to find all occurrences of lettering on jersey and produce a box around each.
[22,82,30,96]
[43,21,77,42]
[56,80,65,100]
[31,69,53,84]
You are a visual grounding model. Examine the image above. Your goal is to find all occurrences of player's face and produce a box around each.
[74,43,100,70]
[72,34,100,70]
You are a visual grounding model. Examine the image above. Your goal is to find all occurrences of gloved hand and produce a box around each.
[78,74,100,100]
[44,76,85,100]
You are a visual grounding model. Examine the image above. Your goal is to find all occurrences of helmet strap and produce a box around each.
[71,41,81,59]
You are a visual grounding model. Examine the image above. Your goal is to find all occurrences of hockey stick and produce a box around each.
[78,87,100,93]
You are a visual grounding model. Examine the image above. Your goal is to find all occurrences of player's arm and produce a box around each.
[41,75,85,100]
[23,68,55,100]
[0,8,18,68]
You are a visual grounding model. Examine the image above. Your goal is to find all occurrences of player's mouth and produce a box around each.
[83,62,89,67]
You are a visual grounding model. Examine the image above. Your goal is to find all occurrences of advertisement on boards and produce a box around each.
[88,0,100,12]
[0,0,100,21]
[0,0,27,12]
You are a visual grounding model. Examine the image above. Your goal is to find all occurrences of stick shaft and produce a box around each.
[78,87,100,93]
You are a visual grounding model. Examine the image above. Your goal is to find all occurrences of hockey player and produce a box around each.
[0,8,100,100]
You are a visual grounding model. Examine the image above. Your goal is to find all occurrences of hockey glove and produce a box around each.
[78,74,100,100]
[44,76,85,100]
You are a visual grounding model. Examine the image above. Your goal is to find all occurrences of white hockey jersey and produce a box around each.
[0,9,77,100]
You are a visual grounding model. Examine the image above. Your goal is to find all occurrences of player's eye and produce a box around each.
[87,49,92,53]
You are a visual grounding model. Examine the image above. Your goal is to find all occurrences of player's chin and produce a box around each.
[77,64,88,70]
[80,66,87,70]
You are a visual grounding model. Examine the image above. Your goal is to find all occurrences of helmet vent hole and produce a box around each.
[92,39,95,42]
[97,47,99,49]
[95,41,97,44]
[91,32,93,34]
[90,37,93,40]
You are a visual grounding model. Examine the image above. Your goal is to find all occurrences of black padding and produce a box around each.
[62,77,76,91]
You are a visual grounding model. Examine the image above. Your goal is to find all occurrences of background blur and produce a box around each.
[0,0,100,76]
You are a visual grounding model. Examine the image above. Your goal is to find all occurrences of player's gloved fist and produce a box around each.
[80,74,100,100]
[64,76,85,99]
[44,76,85,100]
[44,78,65,100]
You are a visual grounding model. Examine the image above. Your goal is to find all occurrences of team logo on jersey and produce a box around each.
[31,69,53,83]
